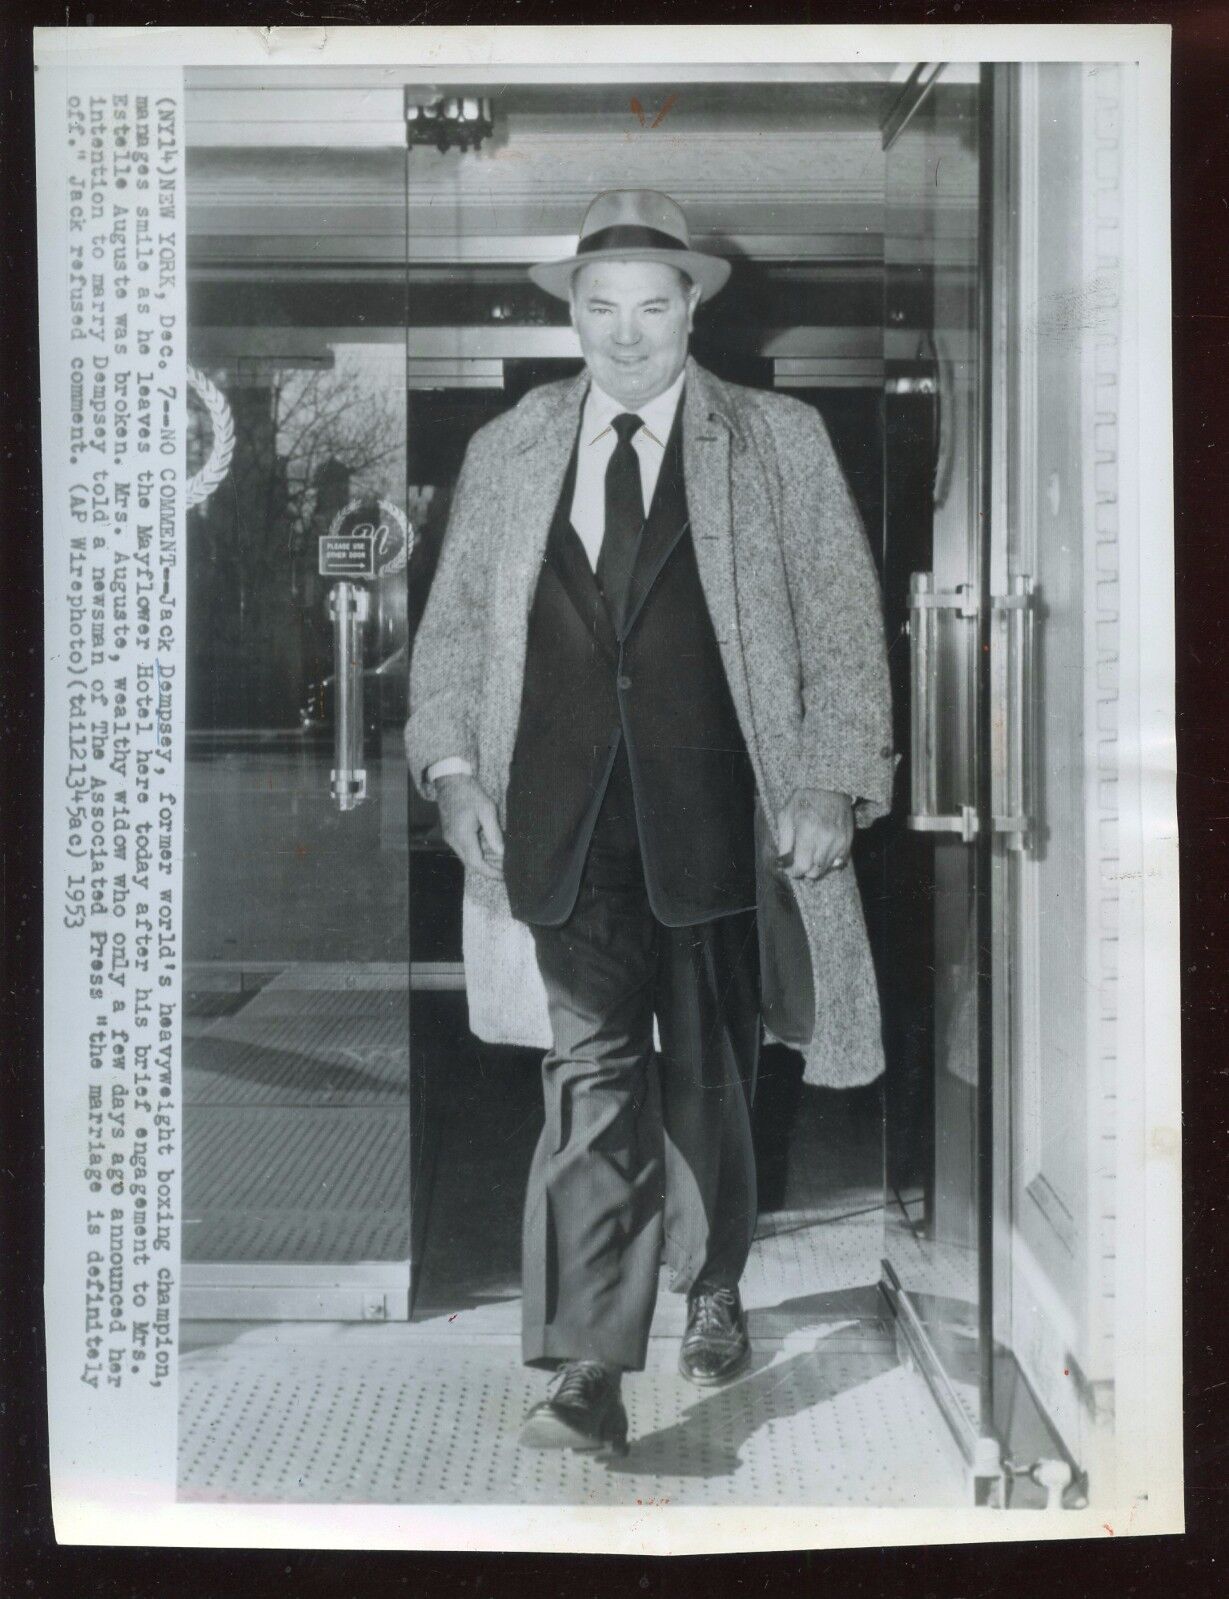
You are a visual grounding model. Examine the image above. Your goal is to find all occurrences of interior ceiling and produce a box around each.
[420,79,896,120]
[186,73,901,267]
[186,64,903,90]
[185,74,902,145]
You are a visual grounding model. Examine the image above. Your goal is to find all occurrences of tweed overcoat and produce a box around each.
[406,358,895,1087]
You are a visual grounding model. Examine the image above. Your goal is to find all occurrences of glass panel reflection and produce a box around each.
[882,69,987,1436]
[180,133,412,1299]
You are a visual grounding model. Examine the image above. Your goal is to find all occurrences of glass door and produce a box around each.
[880,64,1000,1494]
[401,358,582,1319]
[180,127,415,1318]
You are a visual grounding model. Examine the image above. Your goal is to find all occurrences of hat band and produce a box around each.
[575,223,689,257]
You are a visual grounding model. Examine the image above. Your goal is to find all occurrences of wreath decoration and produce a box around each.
[186,365,236,510]
[327,496,415,575]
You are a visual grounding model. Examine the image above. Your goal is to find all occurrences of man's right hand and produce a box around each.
[435,772,505,881]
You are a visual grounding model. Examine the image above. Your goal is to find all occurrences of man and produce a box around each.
[406,190,893,1456]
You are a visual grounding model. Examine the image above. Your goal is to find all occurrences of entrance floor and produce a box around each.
[179,969,965,1504]
[178,1305,963,1506]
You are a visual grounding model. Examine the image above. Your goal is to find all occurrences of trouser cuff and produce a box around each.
[522,1323,646,1374]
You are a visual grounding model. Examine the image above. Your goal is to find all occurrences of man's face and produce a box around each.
[570,259,701,408]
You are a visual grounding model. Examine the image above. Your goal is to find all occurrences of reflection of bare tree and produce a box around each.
[271,363,405,563]
[186,359,404,730]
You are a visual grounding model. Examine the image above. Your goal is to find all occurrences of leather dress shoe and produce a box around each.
[679,1284,751,1386]
[518,1360,629,1455]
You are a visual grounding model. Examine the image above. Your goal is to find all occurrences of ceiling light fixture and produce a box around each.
[404,93,495,154]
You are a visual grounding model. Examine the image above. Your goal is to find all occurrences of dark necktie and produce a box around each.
[595,412,644,628]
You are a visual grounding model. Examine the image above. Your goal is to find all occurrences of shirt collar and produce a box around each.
[583,367,686,449]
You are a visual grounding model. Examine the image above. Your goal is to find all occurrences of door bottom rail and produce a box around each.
[880,1259,1005,1505]
[181,1260,414,1323]
[880,1260,1089,1509]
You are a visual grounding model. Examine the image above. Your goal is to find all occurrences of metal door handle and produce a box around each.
[991,574,1034,847]
[906,570,979,842]
[329,581,369,811]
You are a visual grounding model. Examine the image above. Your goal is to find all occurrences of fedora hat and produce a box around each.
[528,189,731,303]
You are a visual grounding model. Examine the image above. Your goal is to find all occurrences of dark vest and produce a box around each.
[503,397,757,928]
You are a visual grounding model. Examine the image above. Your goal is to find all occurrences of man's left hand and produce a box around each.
[775,788,854,881]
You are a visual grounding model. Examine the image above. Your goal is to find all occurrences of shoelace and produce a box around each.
[549,1360,615,1408]
[688,1287,740,1338]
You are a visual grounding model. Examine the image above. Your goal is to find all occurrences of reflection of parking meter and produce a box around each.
[319,498,411,812]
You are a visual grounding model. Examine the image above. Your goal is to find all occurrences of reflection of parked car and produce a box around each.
[299,641,407,734]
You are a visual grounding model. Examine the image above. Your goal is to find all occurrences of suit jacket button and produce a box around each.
[617,675,632,691]
[880,745,893,758]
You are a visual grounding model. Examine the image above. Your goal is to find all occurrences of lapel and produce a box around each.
[498,369,590,639]
[545,439,619,662]
[680,357,744,654]
[676,358,761,766]
[496,359,748,669]
[620,402,690,640]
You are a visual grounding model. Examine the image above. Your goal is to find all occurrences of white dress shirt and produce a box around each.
[426,370,686,784]
[568,368,686,570]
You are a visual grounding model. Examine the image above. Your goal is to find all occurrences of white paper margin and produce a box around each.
[35,22,1181,1555]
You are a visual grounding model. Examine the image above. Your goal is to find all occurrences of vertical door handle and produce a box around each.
[906,571,979,842]
[329,581,369,811]
[991,574,1034,847]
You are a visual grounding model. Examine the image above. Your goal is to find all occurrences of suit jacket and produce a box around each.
[406,358,895,1088]
[504,402,758,928]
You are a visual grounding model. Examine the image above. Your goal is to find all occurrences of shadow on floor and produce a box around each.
[761,1283,886,1325]
[186,1034,406,1103]
[610,1330,893,1480]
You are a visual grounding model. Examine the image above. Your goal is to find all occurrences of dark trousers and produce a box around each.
[521,751,760,1372]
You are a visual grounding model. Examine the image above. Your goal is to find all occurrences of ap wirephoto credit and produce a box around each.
[35,26,1181,1554]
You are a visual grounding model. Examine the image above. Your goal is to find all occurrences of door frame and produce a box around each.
[879,60,1091,1507]
[878,58,1000,1498]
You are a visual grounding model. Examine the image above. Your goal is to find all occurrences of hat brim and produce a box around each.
[528,248,731,303]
